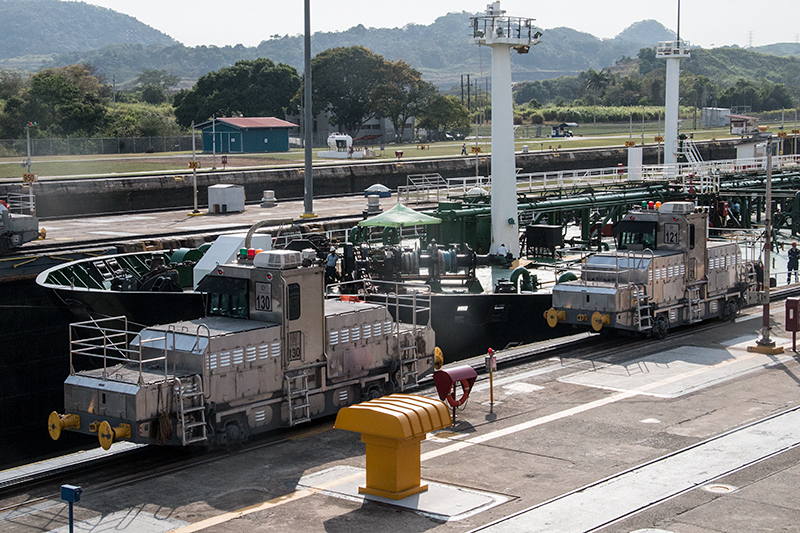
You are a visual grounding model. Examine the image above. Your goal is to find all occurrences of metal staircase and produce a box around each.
[174,376,207,445]
[285,372,311,425]
[633,284,653,332]
[680,138,704,172]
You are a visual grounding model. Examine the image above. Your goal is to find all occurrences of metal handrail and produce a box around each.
[69,315,169,385]
[325,279,433,332]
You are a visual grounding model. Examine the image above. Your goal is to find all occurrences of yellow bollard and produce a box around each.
[335,394,451,500]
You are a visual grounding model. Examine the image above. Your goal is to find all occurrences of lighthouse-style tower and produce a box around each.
[657,12,689,178]
[470,2,541,257]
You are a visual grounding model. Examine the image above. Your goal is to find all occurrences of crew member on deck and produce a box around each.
[326,247,338,285]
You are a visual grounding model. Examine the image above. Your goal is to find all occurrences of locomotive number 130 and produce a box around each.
[255,282,271,311]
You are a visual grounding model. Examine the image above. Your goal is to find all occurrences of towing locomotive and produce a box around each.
[545,201,762,336]
[48,248,436,449]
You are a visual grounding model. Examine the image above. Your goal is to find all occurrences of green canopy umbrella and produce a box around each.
[358,202,441,228]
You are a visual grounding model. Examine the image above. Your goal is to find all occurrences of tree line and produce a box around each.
[0,46,470,143]
[512,47,797,123]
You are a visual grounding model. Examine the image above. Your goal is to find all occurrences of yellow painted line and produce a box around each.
[288,421,335,440]
[170,347,786,531]
[421,348,777,462]
[168,471,363,533]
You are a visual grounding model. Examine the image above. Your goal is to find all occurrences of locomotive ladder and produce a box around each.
[285,372,311,425]
[399,345,420,391]
[687,284,703,323]
[174,376,208,445]
[633,284,653,332]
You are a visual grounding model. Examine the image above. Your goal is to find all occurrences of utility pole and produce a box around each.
[211,115,217,170]
[191,121,199,214]
[301,0,316,218]
[24,122,36,215]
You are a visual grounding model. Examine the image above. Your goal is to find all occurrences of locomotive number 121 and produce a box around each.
[664,223,680,244]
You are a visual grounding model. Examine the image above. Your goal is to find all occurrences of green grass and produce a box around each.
[0,125,750,182]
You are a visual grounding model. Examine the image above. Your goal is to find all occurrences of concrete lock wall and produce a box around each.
[0,142,737,218]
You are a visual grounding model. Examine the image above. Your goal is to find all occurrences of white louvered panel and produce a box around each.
[374,321,382,338]
[219,350,231,368]
[329,329,339,345]
[384,320,392,335]
[340,328,350,343]
[255,410,266,423]
[258,344,269,360]
[207,352,218,371]
[363,323,372,339]
[351,325,361,342]
[246,346,257,363]
[680,264,686,275]
[233,348,244,365]
[270,340,280,357]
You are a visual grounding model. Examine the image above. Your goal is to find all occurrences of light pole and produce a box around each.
[24,121,36,215]
[191,121,199,214]
[749,137,784,355]
[301,0,317,218]
[211,115,217,170]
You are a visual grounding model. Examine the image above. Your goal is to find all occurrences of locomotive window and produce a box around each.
[287,283,301,320]
[689,224,696,249]
[201,277,249,319]
[614,220,657,250]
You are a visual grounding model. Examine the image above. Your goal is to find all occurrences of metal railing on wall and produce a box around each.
[0,135,200,157]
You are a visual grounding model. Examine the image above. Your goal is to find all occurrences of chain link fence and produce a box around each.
[0,135,201,158]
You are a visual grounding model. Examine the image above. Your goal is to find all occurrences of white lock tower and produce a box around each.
[657,2,690,179]
[470,2,541,257]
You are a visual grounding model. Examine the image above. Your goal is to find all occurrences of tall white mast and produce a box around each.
[470,2,541,257]
[657,2,690,178]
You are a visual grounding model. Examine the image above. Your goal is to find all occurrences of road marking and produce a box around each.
[168,471,364,533]
[171,334,791,531]
[422,344,787,461]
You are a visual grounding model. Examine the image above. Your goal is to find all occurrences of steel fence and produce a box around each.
[0,135,201,157]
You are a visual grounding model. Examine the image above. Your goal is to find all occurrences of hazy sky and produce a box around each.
[81,0,799,49]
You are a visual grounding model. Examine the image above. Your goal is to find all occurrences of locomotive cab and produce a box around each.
[50,249,436,449]
[546,201,758,336]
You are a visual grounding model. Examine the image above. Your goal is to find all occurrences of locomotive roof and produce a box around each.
[147,316,278,336]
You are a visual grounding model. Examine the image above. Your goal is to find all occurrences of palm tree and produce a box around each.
[586,69,610,124]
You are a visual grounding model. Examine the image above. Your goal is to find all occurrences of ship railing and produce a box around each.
[1,192,35,215]
[69,315,168,386]
[398,174,448,205]
[325,279,432,334]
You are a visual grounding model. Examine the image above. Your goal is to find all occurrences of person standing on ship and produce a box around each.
[326,247,338,285]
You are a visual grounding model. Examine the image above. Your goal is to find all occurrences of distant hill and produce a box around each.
[0,0,174,68]
[684,47,800,87]
[752,42,800,58]
[38,12,675,88]
[0,2,795,94]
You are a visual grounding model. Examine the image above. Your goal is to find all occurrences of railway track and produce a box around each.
[3,298,788,510]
